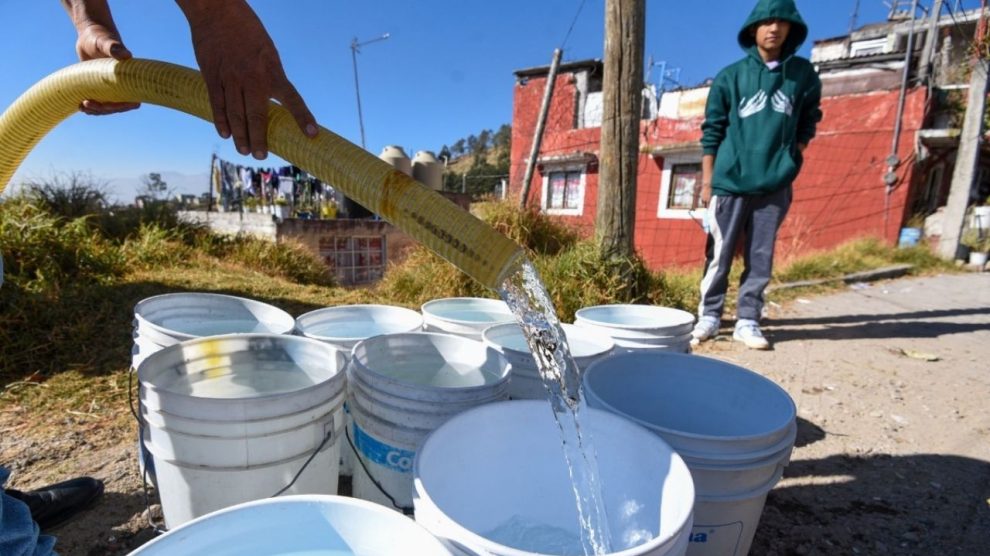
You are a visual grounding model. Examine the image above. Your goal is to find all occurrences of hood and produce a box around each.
[738,0,808,60]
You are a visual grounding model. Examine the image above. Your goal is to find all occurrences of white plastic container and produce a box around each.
[134,293,295,343]
[129,495,453,555]
[583,352,797,556]
[575,305,694,353]
[138,334,347,528]
[421,297,515,340]
[347,332,509,512]
[482,323,615,399]
[413,400,696,556]
[295,304,424,480]
[295,304,424,353]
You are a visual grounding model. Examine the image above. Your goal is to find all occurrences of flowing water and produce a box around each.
[498,259,613,555]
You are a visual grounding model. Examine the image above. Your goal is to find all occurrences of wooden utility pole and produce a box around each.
[938,5,988,259]
[596,0,645,260]
[519,49,563,208]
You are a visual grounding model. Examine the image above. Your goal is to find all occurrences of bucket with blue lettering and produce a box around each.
[413,400,696,556]
[583,352,796,556]
[347,332,509,513]
[129,495,453,555]
[296,304,424,479]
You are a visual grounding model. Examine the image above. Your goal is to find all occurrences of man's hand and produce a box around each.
[62,0,141,115]
[177,0,318,160]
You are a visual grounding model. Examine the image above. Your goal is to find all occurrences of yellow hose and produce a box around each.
[0,58,523,289]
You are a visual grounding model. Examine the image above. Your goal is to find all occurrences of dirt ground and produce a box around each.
[2,272,988,555]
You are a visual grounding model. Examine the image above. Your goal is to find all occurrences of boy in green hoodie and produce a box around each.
[691,0,822,349]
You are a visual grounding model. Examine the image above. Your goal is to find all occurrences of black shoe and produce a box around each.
[6,477,105,531]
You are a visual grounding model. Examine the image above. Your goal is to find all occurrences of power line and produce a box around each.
[560,0,590,50]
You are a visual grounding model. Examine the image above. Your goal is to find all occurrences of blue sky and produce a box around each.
[0,0,972,200]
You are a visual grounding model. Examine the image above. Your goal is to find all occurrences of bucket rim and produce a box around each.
[132,495,452,555]
[295,304,423,342]
[420,297,514,325]
[482,323,615,360]
[350,332,510,394]
[134,292,295,340]
[413,399,696,556]
[137,334,346,404]
[574,304,695,331]
[584,352,797,446]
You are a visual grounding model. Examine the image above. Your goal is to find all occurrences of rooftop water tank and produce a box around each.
[379,145,412,176]
[412,150,444,191]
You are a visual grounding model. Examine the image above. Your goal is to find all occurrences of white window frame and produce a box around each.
[541,165,586,216]
[657,152,706,220]
[850,37,887,57]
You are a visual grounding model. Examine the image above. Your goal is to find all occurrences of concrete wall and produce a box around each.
[178,210,277,240]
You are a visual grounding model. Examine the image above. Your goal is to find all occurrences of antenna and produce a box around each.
[350,32,390,150]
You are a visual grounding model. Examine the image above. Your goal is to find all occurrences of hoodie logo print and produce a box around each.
[772,90,793,116]
[739,90,767,119]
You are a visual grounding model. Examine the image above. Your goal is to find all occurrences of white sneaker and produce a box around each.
[733,320,770,350]
[691,316,720,344]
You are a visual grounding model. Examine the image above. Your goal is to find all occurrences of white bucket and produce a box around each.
[295,304,423,478]
[583,352,796,556]
[482,323,615,399]
[347,332,509,512]
[128,495,453,555]
[295,304,424,352]
[574,305,695,353]
[421,297,515,340]
[413,400,696,556]
[138,334,347,528]
[134,292,296,343]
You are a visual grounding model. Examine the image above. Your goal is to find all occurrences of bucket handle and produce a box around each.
[344,425,415,516]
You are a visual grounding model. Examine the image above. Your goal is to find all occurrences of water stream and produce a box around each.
[498,259,613,556]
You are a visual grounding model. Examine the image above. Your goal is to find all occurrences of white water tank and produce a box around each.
[379,145,412,176]
[412,151,443,191]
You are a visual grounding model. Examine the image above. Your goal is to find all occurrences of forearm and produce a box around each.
[176,0,247,27]
[702,154,714,203]
[61,0,116,31]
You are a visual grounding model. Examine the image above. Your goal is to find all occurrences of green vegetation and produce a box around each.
[0,184,958,435]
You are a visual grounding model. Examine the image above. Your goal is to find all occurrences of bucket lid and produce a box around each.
[295,304,423,343]
[583,352,796,457]
[134,293,295,341]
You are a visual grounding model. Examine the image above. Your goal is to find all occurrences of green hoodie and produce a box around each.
[701,0,823,196]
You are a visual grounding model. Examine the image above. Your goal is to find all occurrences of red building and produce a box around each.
[509,56,928,270]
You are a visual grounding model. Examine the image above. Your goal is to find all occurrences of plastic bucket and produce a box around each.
[482,323,615,399]
[347,332,509,512]
[413,400,696,556]
[583,352,796,556]
[898,227,922,247]
[138,334,347,528]
[134,293,295,343]
[129,495,453,555]
[574,305,695,353]
[295,304,424,352]
[295,304,423,478]
[421,297,515,340]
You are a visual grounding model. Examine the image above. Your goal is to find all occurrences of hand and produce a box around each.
[66,1,141,115]
[179,0,318,159]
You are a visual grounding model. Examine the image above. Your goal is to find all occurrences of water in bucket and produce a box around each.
[498,260,614,555]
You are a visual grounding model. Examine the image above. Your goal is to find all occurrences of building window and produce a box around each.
[657,154,705,220]
[319,235,386,285]
[541,167,586,216]
[850,37,887,57]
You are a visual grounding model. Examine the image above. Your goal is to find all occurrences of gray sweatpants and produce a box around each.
[698,185,792,322]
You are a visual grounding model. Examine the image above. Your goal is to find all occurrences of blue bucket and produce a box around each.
[898,227,922,247]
